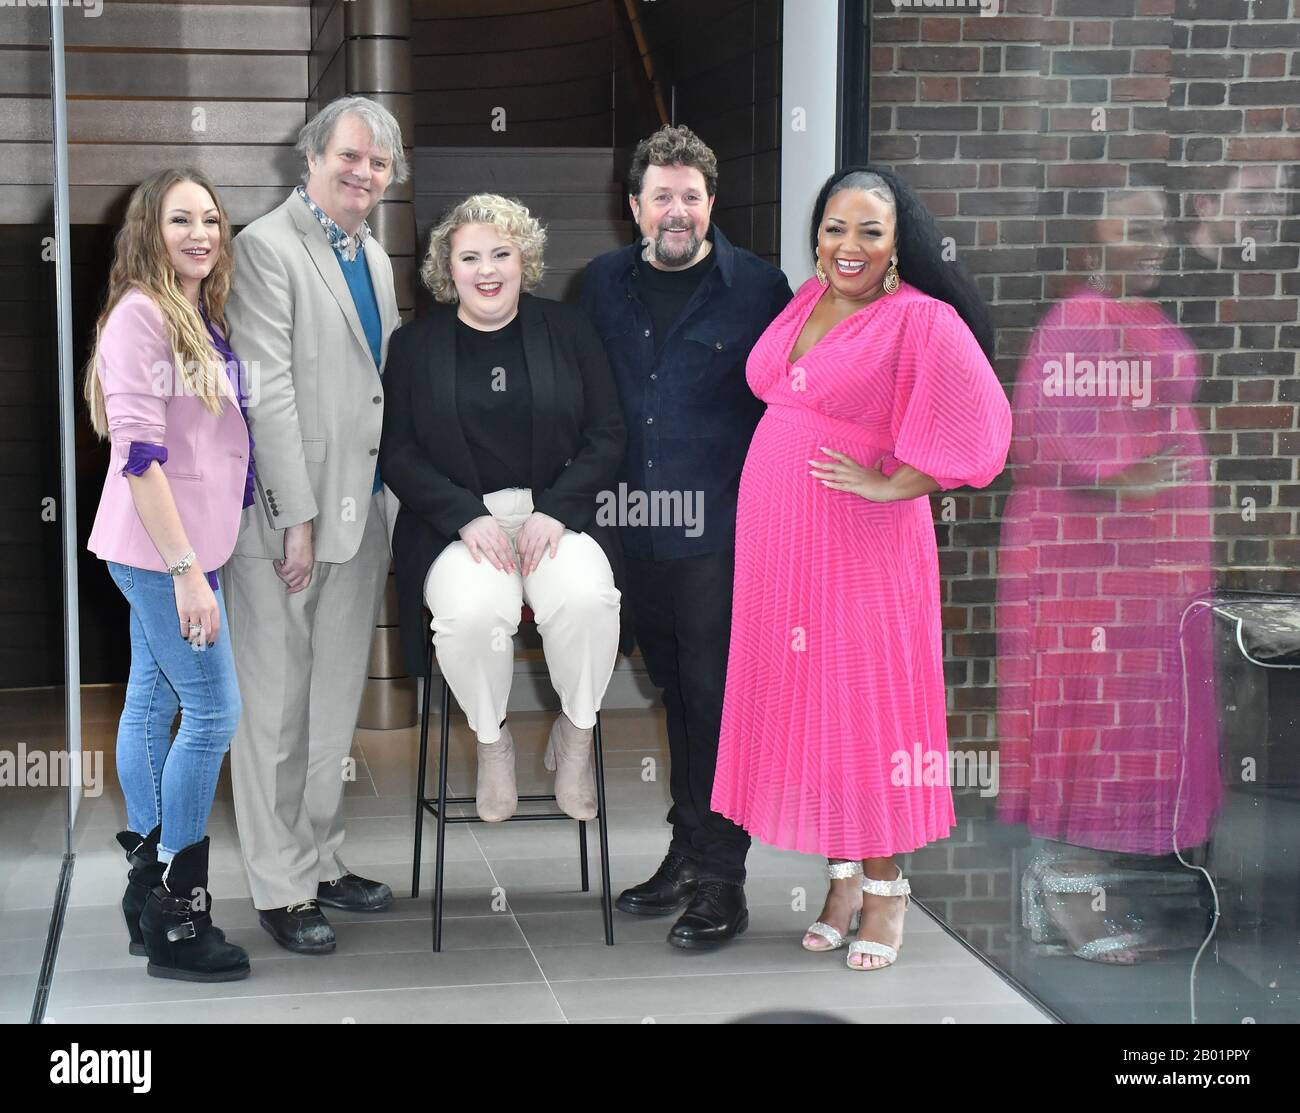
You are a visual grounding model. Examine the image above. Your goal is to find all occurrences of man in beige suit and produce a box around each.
[222,96,406,954]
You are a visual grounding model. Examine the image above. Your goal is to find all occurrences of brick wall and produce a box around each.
[866,0,1299,958]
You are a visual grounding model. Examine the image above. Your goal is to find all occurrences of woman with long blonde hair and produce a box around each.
[84,167,255,982]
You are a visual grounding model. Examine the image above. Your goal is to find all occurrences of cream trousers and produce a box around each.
[424,487,621,743]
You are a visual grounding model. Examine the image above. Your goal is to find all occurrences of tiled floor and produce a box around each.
[36,698,1050,1024]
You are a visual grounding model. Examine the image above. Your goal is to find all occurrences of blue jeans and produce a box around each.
[106,561,242,863]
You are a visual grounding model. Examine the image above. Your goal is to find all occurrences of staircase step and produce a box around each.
[413,146,620,193]
[536,268,591,303]
[417,189,627,222]
[540,225,631,253]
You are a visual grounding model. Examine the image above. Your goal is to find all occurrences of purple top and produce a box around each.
[202,309,257,509]
[120,309,256,591]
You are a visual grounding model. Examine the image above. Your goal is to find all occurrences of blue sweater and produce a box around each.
[336,249,384,495]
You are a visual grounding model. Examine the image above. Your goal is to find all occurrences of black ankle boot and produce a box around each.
[117,825,226,957]
[116,825,162,957]
[140,837,250,982]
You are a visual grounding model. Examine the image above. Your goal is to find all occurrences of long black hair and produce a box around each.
[809,164,995,360]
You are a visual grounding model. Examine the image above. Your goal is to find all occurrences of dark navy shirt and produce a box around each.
[579,224,793,560]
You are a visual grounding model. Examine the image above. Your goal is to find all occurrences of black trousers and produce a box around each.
[624,549,751,884]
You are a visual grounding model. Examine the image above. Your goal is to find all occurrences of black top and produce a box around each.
[636,248,717,358]
[454,313,532,493]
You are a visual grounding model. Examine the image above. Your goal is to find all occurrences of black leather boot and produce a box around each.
[140,837,250,982]
[116,824,161,957]
[616,851,700,916]
[668,879,748,949]
[117,825,226,956]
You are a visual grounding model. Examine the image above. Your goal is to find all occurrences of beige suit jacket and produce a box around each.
[226,192,399,564]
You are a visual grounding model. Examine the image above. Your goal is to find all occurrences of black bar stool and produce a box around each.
[410,609,615,951]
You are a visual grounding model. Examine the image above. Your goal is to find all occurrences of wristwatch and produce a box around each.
[167,550,197,577]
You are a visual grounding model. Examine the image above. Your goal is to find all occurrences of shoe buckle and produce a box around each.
[159,893,195,915]
[166,921,197,943]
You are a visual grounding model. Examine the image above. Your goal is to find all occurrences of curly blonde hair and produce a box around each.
[421,193,546,303]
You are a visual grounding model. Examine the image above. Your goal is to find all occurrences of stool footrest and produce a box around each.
[418,792,597,806]
[440,812,594,824]
[412,667,615,949]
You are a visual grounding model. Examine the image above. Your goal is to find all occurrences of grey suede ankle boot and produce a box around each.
[475,721,518,822]
[544,714,597,821]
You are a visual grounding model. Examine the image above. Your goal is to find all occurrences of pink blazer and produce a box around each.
[86,288,250,574]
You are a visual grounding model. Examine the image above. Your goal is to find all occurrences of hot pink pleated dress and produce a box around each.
[712,277,1012,859]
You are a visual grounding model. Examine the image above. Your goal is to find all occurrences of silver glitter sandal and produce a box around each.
[801,860,863,952]
[847,866,910,970]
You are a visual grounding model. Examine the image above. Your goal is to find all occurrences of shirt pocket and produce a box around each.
[597,314,633,348]
[679,323,748,396]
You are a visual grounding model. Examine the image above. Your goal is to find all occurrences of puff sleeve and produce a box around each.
[891,298,1011,491]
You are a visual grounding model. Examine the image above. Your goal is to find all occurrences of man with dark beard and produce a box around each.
[580,126,792,948]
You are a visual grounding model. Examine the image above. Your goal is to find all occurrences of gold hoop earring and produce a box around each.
[815,258,828,286]
[883,257,901,295]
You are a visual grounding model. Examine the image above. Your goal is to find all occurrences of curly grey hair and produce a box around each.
[296,95,409,185]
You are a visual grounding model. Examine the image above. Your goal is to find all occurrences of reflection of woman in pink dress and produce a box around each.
[996,186,1220,962]
[712,167,1011,969]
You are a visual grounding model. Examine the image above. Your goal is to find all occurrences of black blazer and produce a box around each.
[380,292,631,679]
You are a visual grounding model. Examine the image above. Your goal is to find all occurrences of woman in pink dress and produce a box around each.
[712,167,1011,969]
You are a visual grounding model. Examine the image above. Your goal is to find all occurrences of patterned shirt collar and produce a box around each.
[295,184,370,262]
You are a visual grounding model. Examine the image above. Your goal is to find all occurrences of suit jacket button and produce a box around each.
[369,448,378,456]
[272,509,279,517]
[714,341,723,350]
[564,458,572,466]
[373,396,382,404]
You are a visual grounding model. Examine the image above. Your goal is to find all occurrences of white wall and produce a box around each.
[779,0,841,286]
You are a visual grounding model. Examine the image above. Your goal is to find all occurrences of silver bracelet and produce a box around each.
[167,550,197,577]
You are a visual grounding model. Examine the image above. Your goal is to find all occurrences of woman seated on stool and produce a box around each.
[380,193,626,822]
